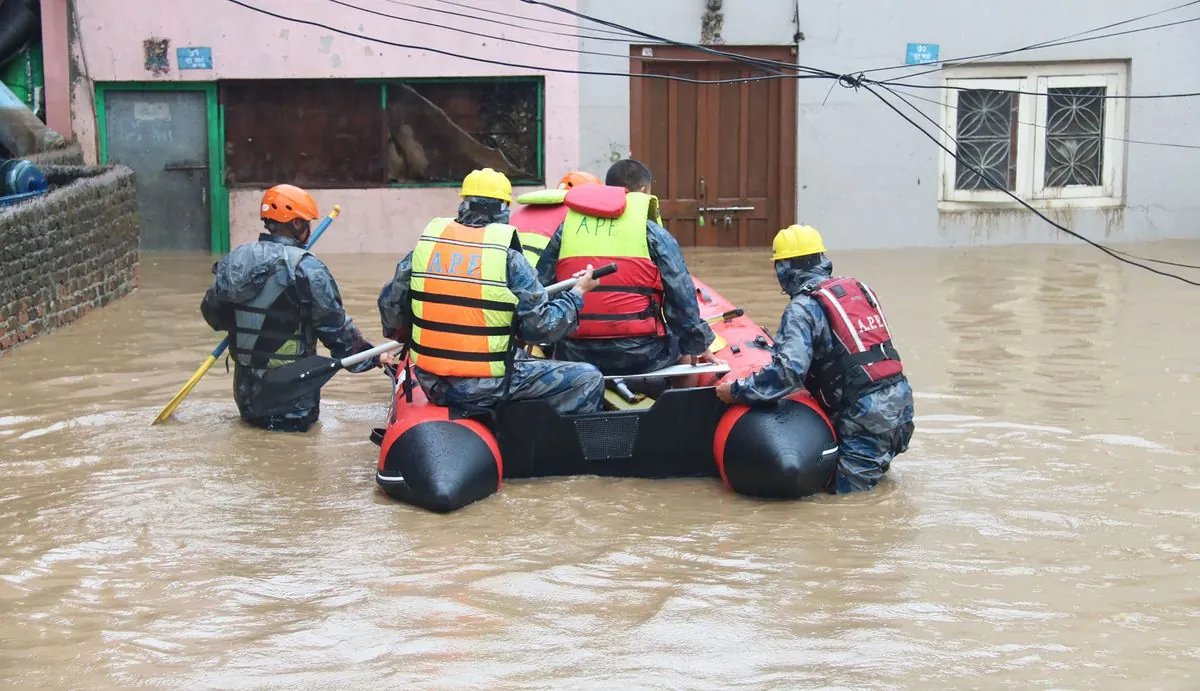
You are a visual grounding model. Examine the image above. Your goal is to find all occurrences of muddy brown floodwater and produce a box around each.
[2,240,1199,689]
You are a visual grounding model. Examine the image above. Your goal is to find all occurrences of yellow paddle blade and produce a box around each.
[603,388,655,411]
[151,355,218,425]
[708,334,728,354]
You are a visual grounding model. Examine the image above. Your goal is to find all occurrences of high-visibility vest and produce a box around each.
[408,219,520,377]
[555,190,666,339]
[230,243,314,369]
[511,189,568,267]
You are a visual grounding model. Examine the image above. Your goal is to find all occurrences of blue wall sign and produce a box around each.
[177,47,213,70]
[905,43,939,66]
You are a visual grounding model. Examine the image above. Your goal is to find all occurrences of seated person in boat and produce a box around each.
[510,171,603,268]
[200,184,378,433]
[715,225,915,494]
[377,168,606,416]
[534,158,719,377]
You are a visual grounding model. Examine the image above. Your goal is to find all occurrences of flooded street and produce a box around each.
[2,241,1199,688]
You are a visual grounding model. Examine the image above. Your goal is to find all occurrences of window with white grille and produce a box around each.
[939,62,1128,208]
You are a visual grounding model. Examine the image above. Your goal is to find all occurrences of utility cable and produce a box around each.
[883,15,1200,91]
[518,0,1200,100]
[523,0,1200,279]
[324,0,748,64]
[377,0,661,45]
[864,81,1200,284]
[227,0,1200,282]
[895,88,1200,151]
[224,0,832,85]
[517,0,840,80]
[868,0,1200,81]
[421,0,645,39]
[322,0,654,61]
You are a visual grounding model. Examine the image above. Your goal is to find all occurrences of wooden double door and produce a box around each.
[631,46,798,248]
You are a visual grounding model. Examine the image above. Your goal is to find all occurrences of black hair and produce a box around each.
[605,159,654,191]
[263,218,309,236]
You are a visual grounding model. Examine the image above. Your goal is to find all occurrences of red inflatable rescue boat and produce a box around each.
[370,275,840,513]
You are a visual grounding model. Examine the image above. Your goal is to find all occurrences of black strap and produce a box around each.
[591,285,658,296]
[843,341,900,367]
[410,289,516,313]
[230,347,303,361]
[232,326,298,341]
[410,314,511,337]
[235,304,272,315]
[522,245,544,258]
[580,301,659,322]
[409,341,508,362]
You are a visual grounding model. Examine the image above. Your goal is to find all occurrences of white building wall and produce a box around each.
[577,0,1200,248]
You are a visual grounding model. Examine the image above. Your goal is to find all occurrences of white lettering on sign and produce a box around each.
[133,102,171,121]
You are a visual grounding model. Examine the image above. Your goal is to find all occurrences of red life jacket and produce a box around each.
[554,185,666,339]
[804,276,905,409]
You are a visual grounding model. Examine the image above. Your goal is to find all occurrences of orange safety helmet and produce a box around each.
[557,171,602,190]
[260,184,319,224]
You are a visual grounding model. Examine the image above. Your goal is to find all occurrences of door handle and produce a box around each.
[699,177,706,199]
[201,187,208,207]
[698,206,755,212]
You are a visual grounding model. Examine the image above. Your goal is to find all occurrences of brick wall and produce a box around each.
[27,143,86,166]
[0,164,140,355]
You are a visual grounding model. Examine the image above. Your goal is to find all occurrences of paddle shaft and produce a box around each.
[338,262,619,370]
[602,362,730,381]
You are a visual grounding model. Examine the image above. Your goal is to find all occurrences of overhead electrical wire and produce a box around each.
[323,0,652,61]
[519,0,1200,100]
[324,0,738,64]
[867,0,1200,81]
[375,0,659,45]
[420,0,644,39]
[223,0,834,84]
[226,0,1199,282]
[895,88,1200,151]
[865,81,1200,281]
[520,0,1200,280]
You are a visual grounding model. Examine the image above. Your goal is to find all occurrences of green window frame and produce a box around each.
[375,76,545,189]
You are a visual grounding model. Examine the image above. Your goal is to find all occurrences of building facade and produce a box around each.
[576,0,1200,249]
[40,0,581,253]
[33,0,1200,253]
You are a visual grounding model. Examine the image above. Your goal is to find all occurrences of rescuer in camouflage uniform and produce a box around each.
[716,226,915,493]
[201,184,378,432]
[534,159,716,376]
[378,169,604,416]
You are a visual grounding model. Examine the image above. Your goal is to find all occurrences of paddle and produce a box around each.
[150,205,342,425]
[257,262,620,407]
[602,361,731,381]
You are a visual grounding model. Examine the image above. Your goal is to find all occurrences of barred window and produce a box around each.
[940,63,1127,208]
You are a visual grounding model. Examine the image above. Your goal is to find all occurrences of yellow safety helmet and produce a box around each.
[771,224,826,261]
[459,167,513,204]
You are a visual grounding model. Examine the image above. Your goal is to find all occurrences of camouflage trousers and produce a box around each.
[413,352,604,416]
[829,378,916,493]
[833,421,915,493]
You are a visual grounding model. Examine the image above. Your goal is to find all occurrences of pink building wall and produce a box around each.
[66,0,581,254]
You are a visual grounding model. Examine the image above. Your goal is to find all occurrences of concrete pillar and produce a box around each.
[39,0,72,140]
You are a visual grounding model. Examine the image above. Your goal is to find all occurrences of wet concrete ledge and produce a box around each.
[0,163,140,355]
